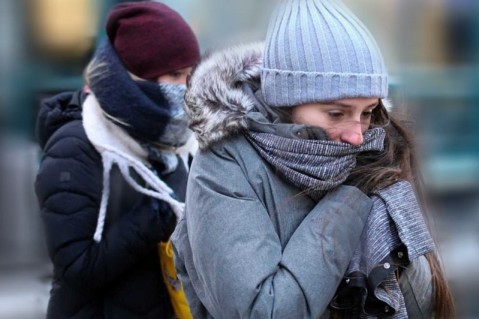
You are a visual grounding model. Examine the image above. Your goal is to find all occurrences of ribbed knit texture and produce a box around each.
[345,181,435,318]
[262,0,388,107]
[245,127,386,200]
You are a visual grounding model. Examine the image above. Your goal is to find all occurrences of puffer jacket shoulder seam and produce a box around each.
[42,191,98,211]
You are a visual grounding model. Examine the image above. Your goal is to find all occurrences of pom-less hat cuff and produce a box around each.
[261,68,389,107]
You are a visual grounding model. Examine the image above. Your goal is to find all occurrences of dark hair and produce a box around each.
[337,104,456,319]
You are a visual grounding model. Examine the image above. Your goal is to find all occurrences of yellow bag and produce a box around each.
[158,241,193,319]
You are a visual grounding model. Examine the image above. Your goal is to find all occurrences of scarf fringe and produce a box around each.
[93,153,114,242]
[82,94,185,243]
[93,150,185,242]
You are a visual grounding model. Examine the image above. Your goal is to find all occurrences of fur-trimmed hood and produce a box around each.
[185,42,263,150]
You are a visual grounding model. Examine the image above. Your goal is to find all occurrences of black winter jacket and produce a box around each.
[35,90,186,319]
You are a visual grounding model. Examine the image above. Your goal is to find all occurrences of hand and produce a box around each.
[150,197,177,241]
[133,196,177,243]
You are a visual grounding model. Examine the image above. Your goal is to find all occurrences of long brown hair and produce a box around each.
[338,102,456,319]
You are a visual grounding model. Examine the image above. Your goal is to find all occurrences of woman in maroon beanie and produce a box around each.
[34,2,200,318]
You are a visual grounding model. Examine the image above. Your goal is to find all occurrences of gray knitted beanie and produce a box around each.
[261,0,388,107]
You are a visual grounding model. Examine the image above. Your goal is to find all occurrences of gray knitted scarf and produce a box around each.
[245,127,386,201]
[245,126,435,318]
[332,181,436,318]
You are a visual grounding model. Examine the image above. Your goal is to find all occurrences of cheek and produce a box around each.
[362,122,371,133]
[292,109,327,127]
[292,110,340,138]
[169,76,188,85]
[158,75,186,85]
[322,127,341,141]
[180,74,189,84]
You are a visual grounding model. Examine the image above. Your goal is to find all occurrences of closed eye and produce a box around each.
[170,72,183,78]
[328,112,344,119]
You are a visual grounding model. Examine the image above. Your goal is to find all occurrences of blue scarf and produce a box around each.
[88,41,172,143]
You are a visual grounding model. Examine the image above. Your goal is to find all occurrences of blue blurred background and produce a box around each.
[0,0,478,318]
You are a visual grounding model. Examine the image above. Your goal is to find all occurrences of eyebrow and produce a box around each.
[325,101,379,108]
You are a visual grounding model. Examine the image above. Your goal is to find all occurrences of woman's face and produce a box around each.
[291,98,379,146]
[157,67,193,85]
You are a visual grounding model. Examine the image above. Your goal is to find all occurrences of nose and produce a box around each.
[339,123,364,146]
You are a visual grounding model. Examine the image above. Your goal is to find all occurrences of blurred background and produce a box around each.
[0,0,478,318]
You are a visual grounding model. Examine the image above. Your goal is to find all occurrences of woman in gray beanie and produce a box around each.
[172,0,455,318]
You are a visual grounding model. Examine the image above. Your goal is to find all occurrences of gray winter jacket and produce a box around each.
[172,43,432,319]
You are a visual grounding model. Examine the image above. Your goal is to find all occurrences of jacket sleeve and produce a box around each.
[35,123,173,289]
[174,144,373,319]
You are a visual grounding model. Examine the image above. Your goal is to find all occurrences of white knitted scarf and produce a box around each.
[82,95,187,242]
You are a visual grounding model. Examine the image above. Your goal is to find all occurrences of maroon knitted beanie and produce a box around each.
[106,1,200,80]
